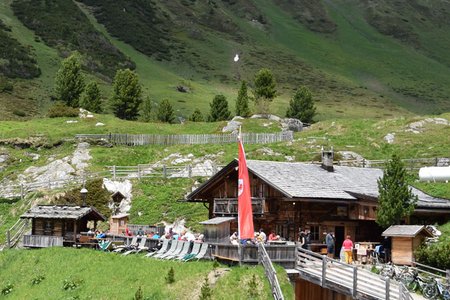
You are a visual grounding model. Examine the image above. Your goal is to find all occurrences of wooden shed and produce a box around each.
[200,217,235,243]
[382,225,433,265]
[109,213,129,235]
[20,205,106,248]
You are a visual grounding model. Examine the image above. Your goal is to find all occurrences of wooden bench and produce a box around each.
[212,254,240,262]
[77,235,98,248]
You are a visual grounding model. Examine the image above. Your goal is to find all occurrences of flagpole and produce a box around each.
[238,125,242,266]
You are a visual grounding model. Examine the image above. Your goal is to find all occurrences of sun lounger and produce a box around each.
[165,241,190,260]
[123,237,148,256]
[154,240,178,259]
[185,242,209,261]
[113,236,138,253]
[98,240,113,252]
[160,240,184,259]
[145,239,169,258]
[178,242,201,261]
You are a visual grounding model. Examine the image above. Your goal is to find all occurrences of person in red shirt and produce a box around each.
[268,231,279,241]
[342,235,354,264]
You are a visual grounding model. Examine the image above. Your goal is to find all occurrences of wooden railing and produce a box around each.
[210,243,296,268]
[296,247,414,300]
[258,243,284,300]
[213,198,265,216]
[23,235,63,248]
[5,218,30,248]
[75,131,294,146]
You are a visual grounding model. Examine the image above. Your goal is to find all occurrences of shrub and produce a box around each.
[62,278,83,291]
[134,286,143,300]
[247,274,259,298]
[31,274,45,285]
[415,243,450,270]
[110,69,143,120]
[12,110,26,117]
[165,267,175,284]
[189,108,204,122]
[199,276,212,300]
[0,77,14,92]
[157,99,175,123]
[208,94,231,122]
[47,102,79,118]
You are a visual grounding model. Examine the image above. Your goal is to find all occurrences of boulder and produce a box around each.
[281,118,303,132]
[384,133,395,144]
[95,122,105,126]
[222,120,242,133]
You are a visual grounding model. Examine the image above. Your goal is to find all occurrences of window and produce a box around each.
[310,225,320,242]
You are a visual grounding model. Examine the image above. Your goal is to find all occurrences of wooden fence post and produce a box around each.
[352,266,357,298]
[6,230,11,248]
[137,165,141,180]
[188,165,192,178]
[446,269,450,282]
[321,255,327,287]
[112,166,116,180]
[20,184,24,200]
[163,165,167,178]
[385,277,390,300]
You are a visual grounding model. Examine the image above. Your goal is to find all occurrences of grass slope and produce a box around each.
[0,247,294,299]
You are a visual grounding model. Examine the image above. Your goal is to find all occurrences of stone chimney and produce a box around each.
[321,147,334,172]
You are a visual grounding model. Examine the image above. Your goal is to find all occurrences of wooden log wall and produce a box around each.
[295,278,352,300]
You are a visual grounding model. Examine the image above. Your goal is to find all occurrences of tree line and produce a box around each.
[53,53,317,123]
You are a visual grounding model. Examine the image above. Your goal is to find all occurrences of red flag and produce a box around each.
[238,139,254,240]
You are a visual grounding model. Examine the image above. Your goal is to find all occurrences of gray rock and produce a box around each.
[384,133,395,144]
[222,120,242,133]
[0,154,8,163]
[232,116,245,121]
[250,114,282,121]
[95,122,105,126]
[281,118,303,132]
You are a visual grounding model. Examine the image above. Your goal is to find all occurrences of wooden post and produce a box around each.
[446,269,450,282]
[163,165,167,178]
[399,283,404,299]
[137,165,141,180]
[73,220,77,244]
[188,165,192,178]
[20,184,24,200]
[385,277,390,300]
[352,266,357,297]
[238,243,243,267]
[113,166,116,180]
[321,255,327,287]
[6,230,11,249]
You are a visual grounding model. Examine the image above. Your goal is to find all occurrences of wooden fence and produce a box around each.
[75,131,294,146]
[6,218,30,248]
[258,243,285,300]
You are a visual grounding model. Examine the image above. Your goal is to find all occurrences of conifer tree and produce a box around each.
[253,68,276,115]
[376,154,417,228]
[54,53,85,107]
[208,94,231,122]
[199,276,212,300]
[80,81,102,113]
[157,99,175,123]
[189,108,204,122]
[235,81,251,117]
[110,69,142,120]
[140,96,153,122]
[286,86,316,123]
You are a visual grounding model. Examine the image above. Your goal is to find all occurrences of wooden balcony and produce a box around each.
[213,197,265,216]
[23,235,64,248]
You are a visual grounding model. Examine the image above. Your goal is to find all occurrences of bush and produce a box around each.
[189,108,204,122]
[0,77,14,92]
[1,282,13,295]
[31,274,45,285]
[165,267,175,284]
[12,110,26,117]
[47,102,79,118]
[157,99,175,123]
[199,276,212,300]
[415,243,450,270]
[62,278,83,291]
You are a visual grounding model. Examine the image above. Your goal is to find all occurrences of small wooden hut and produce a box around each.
[200,217,235,243]
[109,213,129,235]
[382,225,433,265]
[21,205,106,248]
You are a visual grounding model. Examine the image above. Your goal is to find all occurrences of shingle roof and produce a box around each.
[21,205,106,221]
[382,225,433,237]
[247,160,383,200]
[199,217,236,225]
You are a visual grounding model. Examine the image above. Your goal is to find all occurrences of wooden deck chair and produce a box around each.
[192,243,209,261]
[179,242,201,261]
[123,237,147,256]
[145,240,169,258]
[98,240,113,252]
[113,236,138,253]
[165,241,189,260]
[153,240,178,259]
[161,240,184,259]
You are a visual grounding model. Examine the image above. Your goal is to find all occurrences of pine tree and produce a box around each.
[165,267,175,284]
[54,52,85,107]
[110,69,143,120]
[157,99,175,123]
[199,276,212,300]
[253,68,276,115]
[189,108,204,122]
[208,94,231,122]
[235,81,251,117]
[80,81,102,113]
[376,154,417,228]
[140,96,153,122]
[286,86,316,123]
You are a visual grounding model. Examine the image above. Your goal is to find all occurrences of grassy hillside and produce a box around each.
[0,247,294,299]
[1,0,450,120]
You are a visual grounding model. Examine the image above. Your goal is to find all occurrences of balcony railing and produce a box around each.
[213,197,265,216]
[23,235,63,248]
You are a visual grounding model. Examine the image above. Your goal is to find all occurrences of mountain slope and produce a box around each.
[1,0,450,120]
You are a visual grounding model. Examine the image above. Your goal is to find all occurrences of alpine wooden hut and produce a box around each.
[20,205,106,248]
[185,152,450,255]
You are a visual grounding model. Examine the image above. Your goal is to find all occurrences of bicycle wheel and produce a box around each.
[422,283,439,299]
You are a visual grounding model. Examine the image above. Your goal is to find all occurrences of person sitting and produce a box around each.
[125,227,133,237]
[183,231,196,242]
[230,232,239,245]
[195,234,205,243]
[137,227,145,237]
[96,231,106,239]
[258,229,267,243]
[268,231,279,241]
[152,232,160,239]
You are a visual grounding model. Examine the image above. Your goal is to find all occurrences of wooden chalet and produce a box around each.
[186,152,450,256]
[20,205,106,248]
[109,213,129,235]
[382,225,433,265]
